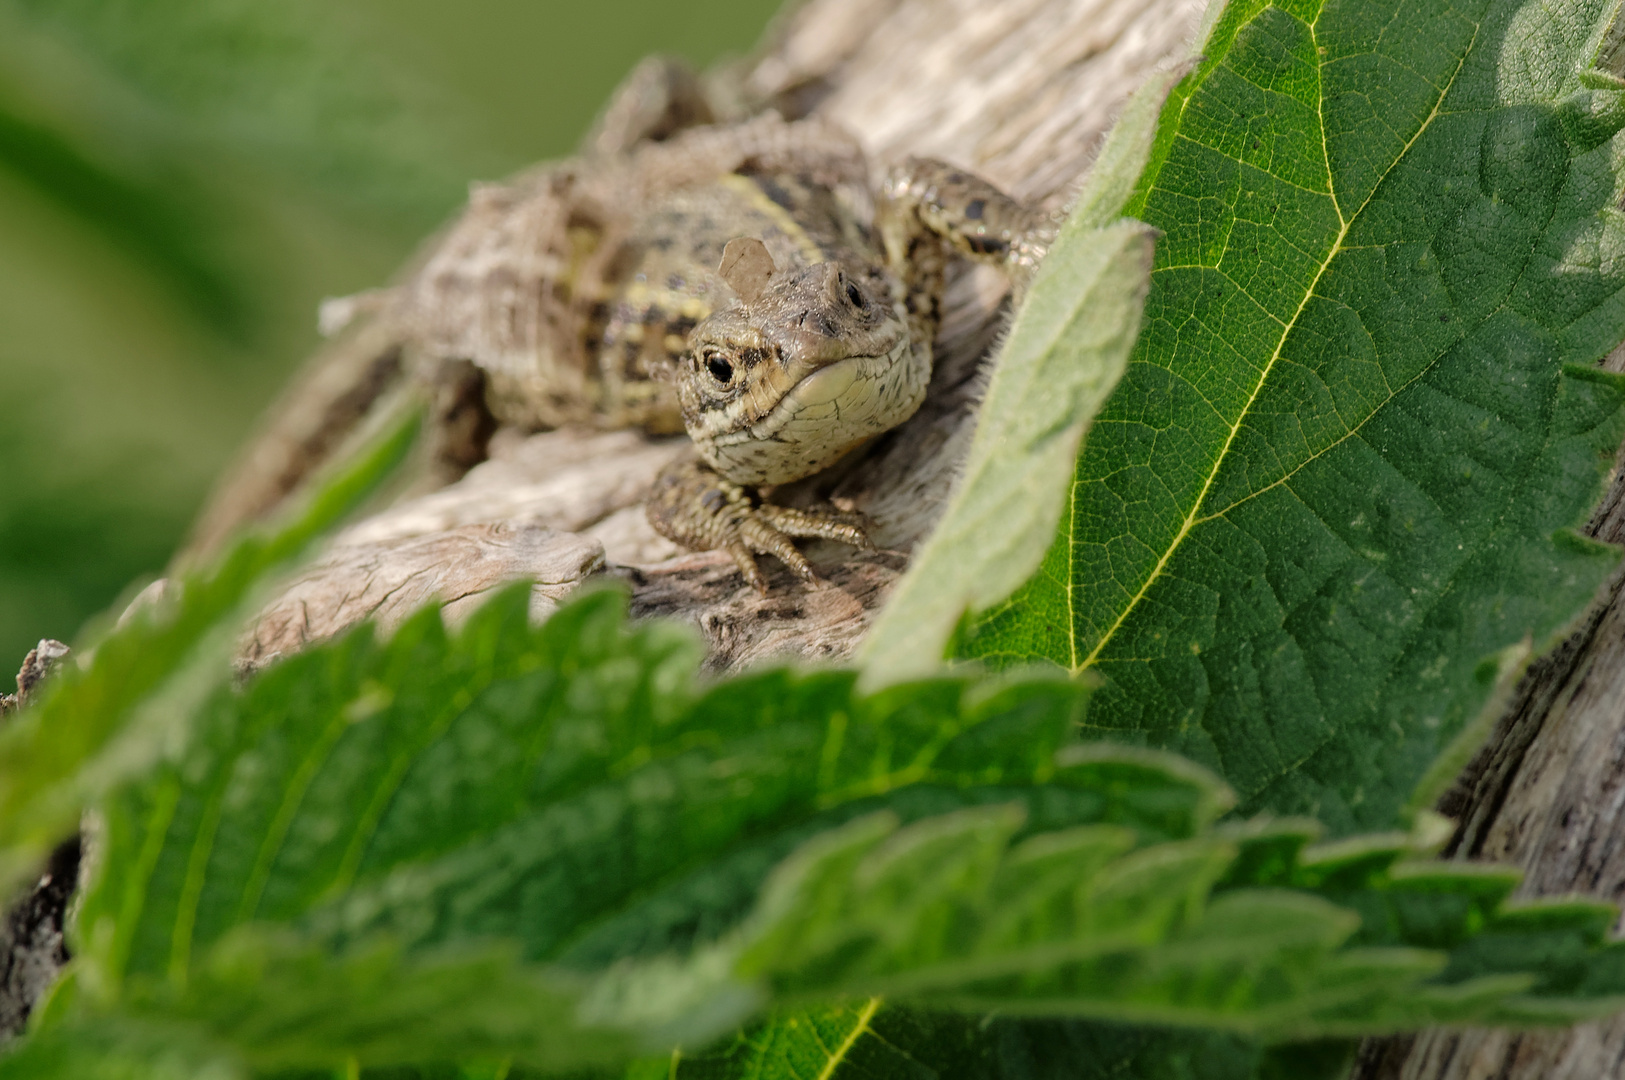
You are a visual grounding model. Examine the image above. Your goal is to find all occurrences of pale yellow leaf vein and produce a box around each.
[816,998,882,1080]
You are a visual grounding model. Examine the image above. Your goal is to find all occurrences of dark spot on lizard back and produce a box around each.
[620,339,644,379]
[752,175,800,214]
[565,208,602,232]
[600,242,643,287]
[580,300,612,351]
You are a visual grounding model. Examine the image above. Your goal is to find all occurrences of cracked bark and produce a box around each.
[0,641,73,1040]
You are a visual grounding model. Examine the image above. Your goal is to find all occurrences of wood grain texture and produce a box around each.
[242,522,607,669]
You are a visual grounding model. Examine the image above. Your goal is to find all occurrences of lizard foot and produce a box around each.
[646,457,872,592]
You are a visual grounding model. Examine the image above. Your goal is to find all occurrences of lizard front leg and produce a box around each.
[876,157,1058,339]
[646,456,873,592]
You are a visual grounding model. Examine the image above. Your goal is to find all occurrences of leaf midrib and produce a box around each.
[1072,6,1479,673]
[814,997,882,1080]
[233,705,354,925]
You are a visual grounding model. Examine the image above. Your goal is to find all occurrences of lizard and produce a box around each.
[188,57,1055,592]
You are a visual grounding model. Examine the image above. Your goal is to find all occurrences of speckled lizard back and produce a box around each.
[400,113,874,433]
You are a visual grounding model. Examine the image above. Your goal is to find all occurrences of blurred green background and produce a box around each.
[0,0,783,664]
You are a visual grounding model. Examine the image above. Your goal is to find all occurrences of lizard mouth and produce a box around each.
[698,337,927,486]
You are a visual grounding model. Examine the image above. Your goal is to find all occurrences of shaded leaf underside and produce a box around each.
[963,0,1625,834]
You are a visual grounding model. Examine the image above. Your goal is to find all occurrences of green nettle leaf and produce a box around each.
[960,0,1625,835]
[49,585,1102,1072]
[8,583,1621,1080]
[0,1015,244,1080]
[643,1008,1332,1080]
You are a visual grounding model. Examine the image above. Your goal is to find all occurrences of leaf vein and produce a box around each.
[814,998,881,1080]
[167,772,230,985]
[235,706,353,924]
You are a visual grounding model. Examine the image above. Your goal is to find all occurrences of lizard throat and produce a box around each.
[694,337,928,487]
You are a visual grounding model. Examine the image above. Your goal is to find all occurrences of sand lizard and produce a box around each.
[193,58,1054,591]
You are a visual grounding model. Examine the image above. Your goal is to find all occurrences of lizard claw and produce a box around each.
[737,505,873,591]
[648,457,873,591]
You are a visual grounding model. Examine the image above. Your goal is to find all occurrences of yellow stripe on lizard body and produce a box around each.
[718,173,829,267]
[617,282,716,323]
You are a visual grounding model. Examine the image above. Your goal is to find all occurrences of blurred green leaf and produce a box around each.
[6,579,1618,1076]
[0,0,474,215]
[0,1014,243,1080]
[0,408,418,890]
[0,0,475,338]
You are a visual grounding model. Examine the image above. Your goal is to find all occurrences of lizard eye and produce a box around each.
[704,353,734,383]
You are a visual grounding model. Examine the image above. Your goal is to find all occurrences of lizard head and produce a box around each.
[677,237,925,487]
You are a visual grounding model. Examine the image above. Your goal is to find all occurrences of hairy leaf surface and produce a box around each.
[961,0,1625,834]
[60,587,1091,1071]
[15,591,1619,1080]
[643,1008,1340,1080]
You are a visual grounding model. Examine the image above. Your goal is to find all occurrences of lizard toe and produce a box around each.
[757,504,874,550]
[726,541,770,593]
[739,517,818,584]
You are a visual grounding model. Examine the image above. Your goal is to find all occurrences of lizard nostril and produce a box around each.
[706,355,735,383]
